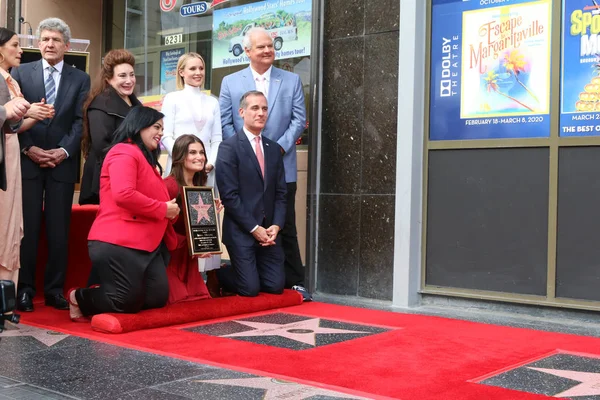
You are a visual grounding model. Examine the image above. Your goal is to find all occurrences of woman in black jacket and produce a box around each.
[79,49,141,205]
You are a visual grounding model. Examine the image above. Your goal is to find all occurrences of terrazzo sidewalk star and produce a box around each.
[222,317,368,346]
[0,324,68,346]
[527,367,600,397]
[194,377,368,399]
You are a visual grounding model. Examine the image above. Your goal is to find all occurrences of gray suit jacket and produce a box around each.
[219,66,306,183]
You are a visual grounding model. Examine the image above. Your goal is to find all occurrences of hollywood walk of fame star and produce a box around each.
[0,324,68,346]
[191,195,212,224]
[194,377,367,400]
[528,367,600,397]
[223,318,369,346]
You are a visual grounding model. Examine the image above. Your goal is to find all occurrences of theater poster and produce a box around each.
[211,0,312,69]
[429,0,552,140]
[160,47,185,95]
[560,0,600,136]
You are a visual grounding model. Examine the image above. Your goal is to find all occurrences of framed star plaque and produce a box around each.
[180,186,222,256]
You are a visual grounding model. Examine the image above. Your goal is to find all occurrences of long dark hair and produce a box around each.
[169,134,208,187]
[0,28,16,47]
[82,49,136,157]
[106,106,164,174]
[0,28,17,70]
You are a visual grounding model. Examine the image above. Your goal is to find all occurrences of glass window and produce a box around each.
[107,0,312,145]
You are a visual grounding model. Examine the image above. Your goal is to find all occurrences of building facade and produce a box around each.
[6,0,599,312]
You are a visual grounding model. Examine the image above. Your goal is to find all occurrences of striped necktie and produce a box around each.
[45,66,56,105]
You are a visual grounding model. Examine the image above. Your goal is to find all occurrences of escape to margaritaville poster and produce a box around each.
[561,0,600,136]
[429,0,551,140]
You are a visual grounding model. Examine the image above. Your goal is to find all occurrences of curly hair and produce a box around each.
[81,49,136,157]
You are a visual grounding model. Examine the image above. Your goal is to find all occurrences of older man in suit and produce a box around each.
[215,90,287,297]
[12,18,90,311]
[219,27,310,300]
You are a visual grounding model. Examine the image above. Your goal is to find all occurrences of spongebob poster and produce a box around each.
[429,0,552,140]
[560,0,600,136]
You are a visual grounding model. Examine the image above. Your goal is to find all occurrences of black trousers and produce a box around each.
[76,241,169,316]
[19,171,75,297]
[218,239,285,297]
[282,182,305,287]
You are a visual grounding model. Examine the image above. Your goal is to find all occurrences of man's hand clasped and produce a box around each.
[252,225,280,246]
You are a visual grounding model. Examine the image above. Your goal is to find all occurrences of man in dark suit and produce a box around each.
[219,27,310,300]
[215,90,287,297]
[12,18,90,311]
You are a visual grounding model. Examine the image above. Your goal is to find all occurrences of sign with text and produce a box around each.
[180,186,222,256]
[429,0,552,140]
[212,0,312,69]
[160,47,185,95]
[180,1,209,16]
[560,0,600,136]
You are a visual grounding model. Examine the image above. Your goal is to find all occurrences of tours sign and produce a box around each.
[429,0,552,140]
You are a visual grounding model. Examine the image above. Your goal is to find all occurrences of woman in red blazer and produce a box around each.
[67,106,180,321]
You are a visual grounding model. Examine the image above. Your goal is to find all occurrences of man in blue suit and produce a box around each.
[12,18,90,311]
[215,90,287,297]
[219,27,310,300]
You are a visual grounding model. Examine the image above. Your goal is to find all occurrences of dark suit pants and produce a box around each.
[76,241,169,316]
[282,182,305,287]
[19,170,75,297]
[218,240,285,297]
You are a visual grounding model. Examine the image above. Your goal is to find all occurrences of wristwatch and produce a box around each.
[22,145,32,155]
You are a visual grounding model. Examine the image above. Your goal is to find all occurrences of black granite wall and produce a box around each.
[317,0,399,300]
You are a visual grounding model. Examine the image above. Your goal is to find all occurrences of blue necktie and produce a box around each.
[45,66,56,105]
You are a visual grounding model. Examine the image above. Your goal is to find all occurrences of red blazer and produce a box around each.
[88,143,176,252]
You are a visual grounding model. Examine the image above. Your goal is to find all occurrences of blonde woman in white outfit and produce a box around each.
[161,52,222,187]
[161,52,223,273]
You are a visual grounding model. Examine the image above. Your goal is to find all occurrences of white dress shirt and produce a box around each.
[42,59,63,96]
[243,127,265,234]
[250,66,272,99]
[42,59,68,157]
[160,84,223,181]
[243,127,264,156]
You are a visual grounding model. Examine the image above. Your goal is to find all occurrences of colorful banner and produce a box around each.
[560,1,600,136]
[211,0,312,69]
[160,47,185,95]
[430,0,552,140]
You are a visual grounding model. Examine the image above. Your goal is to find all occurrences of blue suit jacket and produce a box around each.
[215,131,287,247]
[12,60,90,183]
[219,66,306,183]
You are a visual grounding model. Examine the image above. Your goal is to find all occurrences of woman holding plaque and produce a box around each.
[164,134,223,303]
[161,52,223,274]
[67,106,180,321]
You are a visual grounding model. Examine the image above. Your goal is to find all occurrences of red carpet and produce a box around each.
[91,290,303,333]
[20,301,600,399]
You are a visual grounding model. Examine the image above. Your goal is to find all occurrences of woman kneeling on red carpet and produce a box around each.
[68,106,180,321]
[164,134,223,303]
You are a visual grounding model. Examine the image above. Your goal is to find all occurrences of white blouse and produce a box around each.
[160,84,223,177]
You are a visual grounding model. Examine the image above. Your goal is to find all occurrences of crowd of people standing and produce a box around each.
[0,17,311,322]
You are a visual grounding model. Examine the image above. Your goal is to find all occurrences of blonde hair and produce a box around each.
[176,52,205,90]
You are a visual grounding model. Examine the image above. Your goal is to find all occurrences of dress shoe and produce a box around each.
[206,270,221,298]
[291,285,312,302]
[17,292,34,312]
[44,293,69,310]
